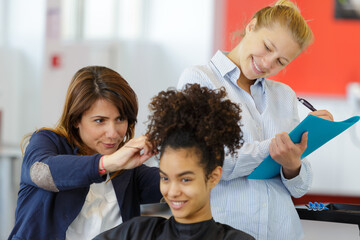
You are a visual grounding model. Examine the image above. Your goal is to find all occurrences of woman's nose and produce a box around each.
[262,55,274,69]
[167,183,181,198]
[105,123,119,138]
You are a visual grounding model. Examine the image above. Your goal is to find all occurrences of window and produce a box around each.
[61,0,144,41]
[0,0,5,45]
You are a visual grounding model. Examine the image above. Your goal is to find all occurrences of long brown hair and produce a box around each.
[21,66,138,156]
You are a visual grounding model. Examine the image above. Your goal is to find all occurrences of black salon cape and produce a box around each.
[93,216,255,240]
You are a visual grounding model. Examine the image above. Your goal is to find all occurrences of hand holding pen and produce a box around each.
[297,97,334,121]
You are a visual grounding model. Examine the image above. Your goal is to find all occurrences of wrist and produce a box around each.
[100,154,124,173]
[282,165,301,179]
[98,156,106,175]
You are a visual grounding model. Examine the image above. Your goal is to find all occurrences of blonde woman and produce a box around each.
[178,1,333,239]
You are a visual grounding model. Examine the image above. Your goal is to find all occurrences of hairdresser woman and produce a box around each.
[178,1,333,239]
[9,66,162,240]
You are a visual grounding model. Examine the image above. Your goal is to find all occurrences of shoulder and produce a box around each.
[94,216,167,240]
[125,216,168,234]
[30,129,66,143]
[264,78,296,96]
[128,216,167,225]
[215,222,255,240]
[180,65,210,77]
[178,65,215,89]
[27,129,73,154]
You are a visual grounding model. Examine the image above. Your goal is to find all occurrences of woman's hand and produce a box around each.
[269,132,308,179]
[309,110,334,121]
[101,135,155,173]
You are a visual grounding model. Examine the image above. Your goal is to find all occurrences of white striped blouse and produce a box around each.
[177,50,312,240]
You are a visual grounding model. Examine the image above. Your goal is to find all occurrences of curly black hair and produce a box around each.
[146,83,244,178]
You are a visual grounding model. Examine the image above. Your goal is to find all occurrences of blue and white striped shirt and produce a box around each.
[177,51,312,240]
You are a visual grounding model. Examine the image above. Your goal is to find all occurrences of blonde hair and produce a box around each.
[252,0,313,51]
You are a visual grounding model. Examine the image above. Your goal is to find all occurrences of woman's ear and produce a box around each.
[246,18,257,34]
[208,166,222,189]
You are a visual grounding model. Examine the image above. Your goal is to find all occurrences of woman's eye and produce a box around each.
[181,178,191,183]
[95,119,104,123]
[117,117,124,121]
[160,176,168,181]
[264,44,270,51]
[278,59,284,66]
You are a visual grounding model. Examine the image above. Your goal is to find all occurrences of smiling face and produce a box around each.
[159,146,221,224]
[229,19,301,85]
[76,98,128,155]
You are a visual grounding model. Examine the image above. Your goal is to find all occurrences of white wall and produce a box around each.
[1,0,360,197]
[1,0,360,238]
[41,0,217,138]
[3,0,46,144]
[0,0,47,237]
[0,48,23,144]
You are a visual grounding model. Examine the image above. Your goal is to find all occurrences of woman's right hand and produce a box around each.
[269,131,308,179]
[100,135,155,173]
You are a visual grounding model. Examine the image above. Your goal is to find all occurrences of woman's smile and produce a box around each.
[169,200,188,210]
[252,57,265,74]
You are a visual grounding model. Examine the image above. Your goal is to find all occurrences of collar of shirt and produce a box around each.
[210,50,265,94]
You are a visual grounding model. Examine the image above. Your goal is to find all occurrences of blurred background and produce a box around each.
[0,0,359,239]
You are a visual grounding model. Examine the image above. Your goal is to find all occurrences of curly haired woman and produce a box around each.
[94,84,255,240]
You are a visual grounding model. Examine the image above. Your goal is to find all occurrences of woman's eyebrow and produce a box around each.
[90,115,122,119]
[267,39,290,63]
[177,171,195,177]
[159,169,167,176]
[159,169,195,177]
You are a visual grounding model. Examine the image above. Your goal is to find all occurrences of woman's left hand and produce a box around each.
[269,131,308,179]
[309,110,334,121]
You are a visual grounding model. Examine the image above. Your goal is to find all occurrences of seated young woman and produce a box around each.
[94,84,255,240]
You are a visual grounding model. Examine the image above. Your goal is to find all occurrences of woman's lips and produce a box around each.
[252,57,264,74]
[169,200,187,210]
[103,143,116,148]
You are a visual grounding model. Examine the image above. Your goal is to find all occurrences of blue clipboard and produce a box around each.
[247,115,360,179]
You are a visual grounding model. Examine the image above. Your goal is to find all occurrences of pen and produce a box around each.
[297,97,317,111]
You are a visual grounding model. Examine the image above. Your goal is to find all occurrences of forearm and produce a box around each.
[221,139,271,180]
[25,153,104,192]
[22,130,105,191]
